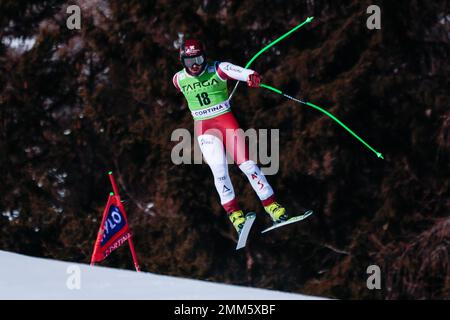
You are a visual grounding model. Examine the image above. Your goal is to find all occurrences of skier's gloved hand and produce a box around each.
[247,72,261,88]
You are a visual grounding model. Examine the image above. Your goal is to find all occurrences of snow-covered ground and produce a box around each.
[0,250,323,300]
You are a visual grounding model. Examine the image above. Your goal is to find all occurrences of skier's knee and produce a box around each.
[210,164,228,179]
[239,160,258,174]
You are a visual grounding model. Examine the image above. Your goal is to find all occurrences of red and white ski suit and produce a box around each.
[174,62,276,213]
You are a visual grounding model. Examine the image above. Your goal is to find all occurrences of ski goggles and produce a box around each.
[182,55,205,68]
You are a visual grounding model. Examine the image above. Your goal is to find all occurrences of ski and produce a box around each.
[235,212,256,250]
[261,210,314,234]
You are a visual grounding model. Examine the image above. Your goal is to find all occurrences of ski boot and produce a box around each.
[264,202,289,223]
[229,210,246,233]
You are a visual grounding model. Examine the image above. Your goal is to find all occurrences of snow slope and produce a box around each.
[0,251,323,300]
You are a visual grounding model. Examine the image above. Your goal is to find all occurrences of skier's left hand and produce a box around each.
[247,72,261,88]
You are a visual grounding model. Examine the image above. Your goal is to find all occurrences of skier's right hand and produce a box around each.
[247,72,261,88]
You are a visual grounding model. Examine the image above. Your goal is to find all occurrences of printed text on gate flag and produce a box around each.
[91,195,131,262]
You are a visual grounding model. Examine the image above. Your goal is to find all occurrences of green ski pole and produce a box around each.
[228,16,314,101]
[260,84,384,159]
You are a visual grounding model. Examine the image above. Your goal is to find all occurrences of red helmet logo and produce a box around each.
[185,45,200,55]
[181,39,204,57]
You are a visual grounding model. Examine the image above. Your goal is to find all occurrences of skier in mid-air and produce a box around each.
[172,39,290,234]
